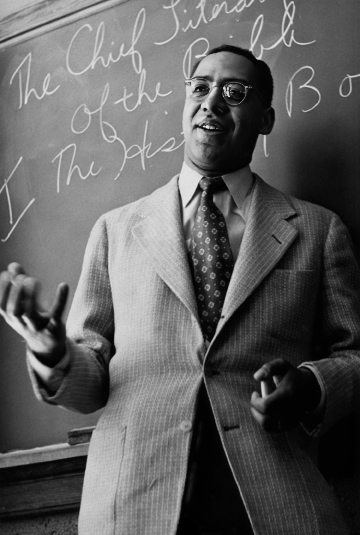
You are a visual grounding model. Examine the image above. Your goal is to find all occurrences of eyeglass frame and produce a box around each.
[184,76,264,106]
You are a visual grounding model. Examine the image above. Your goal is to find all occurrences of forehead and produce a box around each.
[193,51,259,86]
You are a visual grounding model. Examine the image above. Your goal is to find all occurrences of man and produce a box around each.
[1,45,360,534]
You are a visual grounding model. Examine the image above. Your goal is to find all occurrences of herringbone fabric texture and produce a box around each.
[191,177,234,340]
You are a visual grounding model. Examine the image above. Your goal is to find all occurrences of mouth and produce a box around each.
[197,120,225,133]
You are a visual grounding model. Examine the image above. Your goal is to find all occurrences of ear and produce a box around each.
[259,107,275,135]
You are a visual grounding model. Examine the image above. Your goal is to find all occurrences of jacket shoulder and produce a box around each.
[95,175,179,230]
[257,174,342,225]
[288,193,337,222]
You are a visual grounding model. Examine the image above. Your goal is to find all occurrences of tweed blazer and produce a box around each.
[31,174,360,535]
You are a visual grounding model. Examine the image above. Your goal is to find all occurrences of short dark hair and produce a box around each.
[190,44,274,107]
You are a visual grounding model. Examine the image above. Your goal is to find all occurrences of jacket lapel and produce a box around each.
[132,174,299,340]
[221,175,299,323]
[132,176,199,320]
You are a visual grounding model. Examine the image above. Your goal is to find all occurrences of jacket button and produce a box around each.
[179,420,192,432]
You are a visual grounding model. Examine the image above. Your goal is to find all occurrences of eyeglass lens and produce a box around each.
[188,79,247,105]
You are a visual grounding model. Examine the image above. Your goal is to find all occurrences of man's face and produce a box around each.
[182,51,274,176]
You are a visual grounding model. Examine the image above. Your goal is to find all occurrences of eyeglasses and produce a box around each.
[185,77,259,106]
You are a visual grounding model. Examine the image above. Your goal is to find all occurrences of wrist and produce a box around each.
[32,342,66,368]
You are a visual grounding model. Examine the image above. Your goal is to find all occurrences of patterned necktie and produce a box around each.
[191,177,234,341]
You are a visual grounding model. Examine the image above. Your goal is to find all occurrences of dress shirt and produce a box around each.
[179,161,254,260]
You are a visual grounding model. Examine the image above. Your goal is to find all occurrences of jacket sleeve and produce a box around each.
[308,212,360,437]
[28,215,114,414]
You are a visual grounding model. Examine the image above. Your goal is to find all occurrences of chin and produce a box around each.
[195,146,225,167]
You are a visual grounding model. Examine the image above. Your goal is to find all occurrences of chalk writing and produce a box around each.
[9,53,60,110]
[156,0,267,46]
[155,0,181,46]
[53,82,184,190]
[339,73,360,98]
[66,9,146,76]
[53,122,184,190]
[52,144,102,194]
[0,158,35,242]
[156,0,314,60]
[182,38,210,78]
[1,0,359,248]
[285,66,321,117]
[114,68,172,112]
[66,10,171,113]
[115,120,184,177]
[250,1,316,59]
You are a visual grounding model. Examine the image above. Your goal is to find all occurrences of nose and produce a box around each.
[201,86,227,114]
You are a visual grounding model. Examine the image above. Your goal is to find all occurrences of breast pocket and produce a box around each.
[260,269,319,343]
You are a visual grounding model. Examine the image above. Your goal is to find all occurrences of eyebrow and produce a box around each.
[191,75,251,85]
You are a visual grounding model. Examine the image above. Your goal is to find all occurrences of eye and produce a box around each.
[192,83,209,95]
[225,83,246,101]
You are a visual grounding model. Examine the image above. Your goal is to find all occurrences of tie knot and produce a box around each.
[199,176,226,194]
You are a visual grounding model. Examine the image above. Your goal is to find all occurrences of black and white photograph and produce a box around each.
[0,1,360,534]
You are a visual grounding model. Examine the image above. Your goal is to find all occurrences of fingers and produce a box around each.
[49,283,69,322]
[1,264,27,323]
[1,274,43,336]
[21,277,50,330]
[8,262,26,278]
[251,389,279,420]
[250,391,282,433]
[0,264,26,310]
[1,272,38,321]
[251,359,303,433]
[0,271,30,335]
[253,358,291,382]
[0,264,68,330]
[0,263,26,313]
[0,272,27,320]
[7,274,28,318]
[260,377,276,397]
[0,265,69,359]
[251,387,291,418]
[0,271,12,314]
[22,276,38,319]
[250,391,299,433]
[250,392,280,433]
[252,370,298,415]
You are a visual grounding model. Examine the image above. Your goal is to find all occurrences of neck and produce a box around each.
[184,155,251,177]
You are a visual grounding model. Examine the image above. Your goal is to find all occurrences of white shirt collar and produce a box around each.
[178,161,254,210]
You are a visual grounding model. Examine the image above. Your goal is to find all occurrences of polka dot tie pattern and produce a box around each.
[191,177,234,341]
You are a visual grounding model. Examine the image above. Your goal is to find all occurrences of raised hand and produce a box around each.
[0,263,69,367]
[250,358,322,433]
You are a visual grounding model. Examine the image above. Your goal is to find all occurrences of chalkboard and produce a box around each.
[1,0,359,451]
